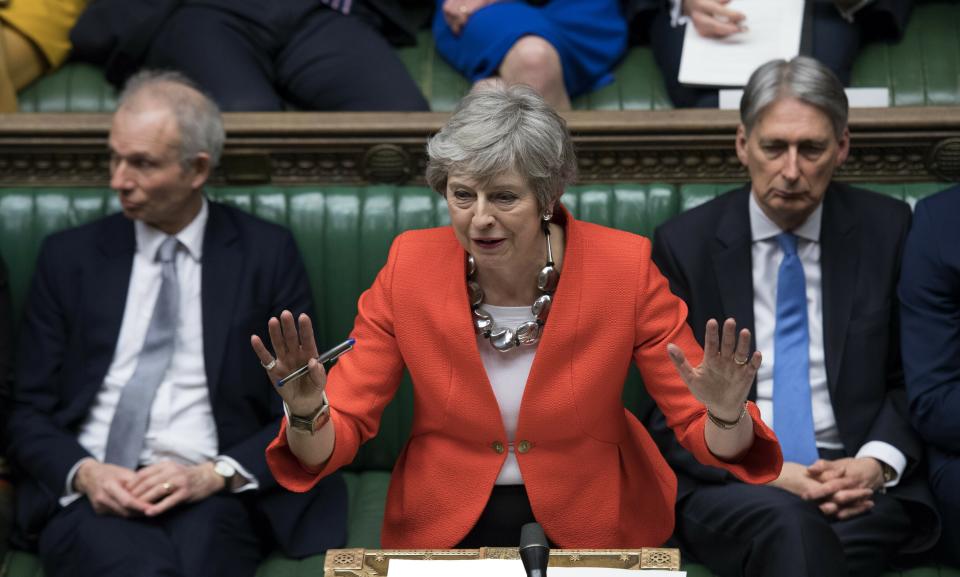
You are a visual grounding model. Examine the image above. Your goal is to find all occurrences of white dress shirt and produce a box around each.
[63,199,256,504]
[749,193,905,487]
[476,304,538,486]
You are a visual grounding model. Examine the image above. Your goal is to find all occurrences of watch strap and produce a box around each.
[283,391,330,434]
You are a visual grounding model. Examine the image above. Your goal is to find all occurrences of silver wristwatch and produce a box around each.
[283,391,331,434]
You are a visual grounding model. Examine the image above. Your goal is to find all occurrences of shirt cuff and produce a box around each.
[669,0,688,27]
[217,455,259,493]
[836,0,873,22]
[856,441,907,488]
[60,457,95,507]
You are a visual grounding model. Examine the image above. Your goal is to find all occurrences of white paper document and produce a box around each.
[387,558,685,577]
[678,0,806,87]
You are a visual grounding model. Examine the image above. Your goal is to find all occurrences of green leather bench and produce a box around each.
[14,0,960,113]
[0,182,957,577]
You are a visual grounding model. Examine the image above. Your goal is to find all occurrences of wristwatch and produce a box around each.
[283,391,331,434]
[213,458,238,492]
[879,461,896,484]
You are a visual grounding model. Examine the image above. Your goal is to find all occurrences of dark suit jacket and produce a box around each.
[621,0,913,41]
[6,201,347,555]
[70,0,426,87]
[900,185,960,482]
[647,183,938,552]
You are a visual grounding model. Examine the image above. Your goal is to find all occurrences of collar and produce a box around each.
[748,191,822,244]
[135,197,209,262]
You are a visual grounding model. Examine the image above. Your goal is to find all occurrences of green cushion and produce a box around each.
[0,182,956,577]
[16,1,960,112]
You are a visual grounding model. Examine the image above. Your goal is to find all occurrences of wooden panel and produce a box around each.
[0,107,957,187]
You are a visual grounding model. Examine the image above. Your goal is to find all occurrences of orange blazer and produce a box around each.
[267,213,782,548]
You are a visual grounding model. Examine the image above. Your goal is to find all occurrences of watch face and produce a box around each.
[214,460,236,479]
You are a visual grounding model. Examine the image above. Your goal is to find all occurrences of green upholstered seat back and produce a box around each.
[16,1,960,112]
[0,182,949,473]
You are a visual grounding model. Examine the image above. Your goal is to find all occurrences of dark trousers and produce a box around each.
[38,496,264,577]
[673,481,913,577]
[647,2,862,108]
[930,457,960,566]
[456,485,543,548]
[144,0,429,111]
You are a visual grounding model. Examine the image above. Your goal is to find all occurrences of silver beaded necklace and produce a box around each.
[467,215,559,352]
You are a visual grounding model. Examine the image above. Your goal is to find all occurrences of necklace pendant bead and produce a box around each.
[532,294,552,320]
[472,308,493,333]
[516,321,541,345]
[537,265,559,292]
[467,281,484,308]
[490,327,517,351]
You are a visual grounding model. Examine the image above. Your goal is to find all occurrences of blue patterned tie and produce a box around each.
[104,236,180,469]
[772,233,819,465]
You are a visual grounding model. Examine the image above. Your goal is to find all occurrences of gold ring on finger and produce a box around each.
[261,358,277,371]
[162,482,173,493]
[734,356,749,366]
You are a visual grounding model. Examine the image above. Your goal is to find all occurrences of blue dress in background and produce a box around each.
[433,0,628,99]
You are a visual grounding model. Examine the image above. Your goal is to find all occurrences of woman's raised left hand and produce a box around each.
[667,318,761,422]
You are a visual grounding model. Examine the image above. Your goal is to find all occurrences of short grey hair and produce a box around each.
[740,56,848,139]
[426,84,577,212]
[117,70,225,168]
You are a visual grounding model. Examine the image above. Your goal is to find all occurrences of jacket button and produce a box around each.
[492,441,505,454]
[517,440,531,454]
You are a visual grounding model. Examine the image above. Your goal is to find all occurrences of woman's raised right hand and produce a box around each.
[251,310,328,415]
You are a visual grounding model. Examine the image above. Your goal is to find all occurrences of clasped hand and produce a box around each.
[770,458,886,519]
[75,459,226,518]
[668,318,760,423]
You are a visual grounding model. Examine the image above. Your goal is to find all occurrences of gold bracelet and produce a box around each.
[707,402,748,430]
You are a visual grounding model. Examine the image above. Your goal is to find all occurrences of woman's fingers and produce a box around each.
[251,335,278,370]
[267,316,286,358]
[703,318,720,357]
[298,314,320,358]
[280,310,300,356]
[719,318,737,358]
[734,328,751,362]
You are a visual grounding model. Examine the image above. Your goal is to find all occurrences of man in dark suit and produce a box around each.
[900,184,960,567]
[6,70,347,577]
[71,0,430,112]
[622,0,912,107]
[647,56,938,577]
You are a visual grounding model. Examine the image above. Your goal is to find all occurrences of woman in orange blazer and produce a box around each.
[254,85,783,549]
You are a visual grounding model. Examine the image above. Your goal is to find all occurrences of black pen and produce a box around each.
[275,338,355,388]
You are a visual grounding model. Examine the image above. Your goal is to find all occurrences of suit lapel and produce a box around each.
[711,187,758,397]
[84,217,136,399]
[820,184,858,396]
[442,239,508,437]
[201,202,242,400]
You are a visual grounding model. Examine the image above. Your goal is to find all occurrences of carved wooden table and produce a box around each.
[323,547,681,576]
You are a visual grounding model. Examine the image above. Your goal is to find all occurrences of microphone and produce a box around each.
[519,522,550,577]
